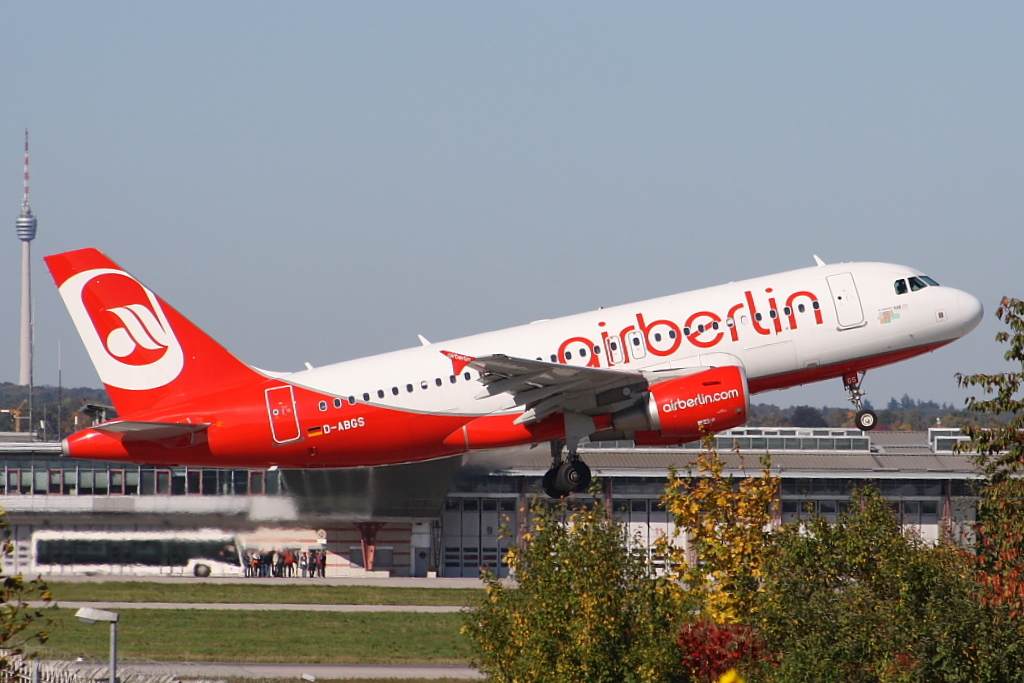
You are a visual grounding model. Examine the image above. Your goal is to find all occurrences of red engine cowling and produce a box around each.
[612,365,749,443]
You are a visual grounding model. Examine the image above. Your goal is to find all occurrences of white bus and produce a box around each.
[31,529,245,577]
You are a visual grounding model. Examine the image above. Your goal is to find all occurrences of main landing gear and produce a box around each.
[543,439,593,499]
[844,371,877,431]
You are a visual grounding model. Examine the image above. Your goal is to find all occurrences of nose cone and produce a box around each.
[958,290,984,337]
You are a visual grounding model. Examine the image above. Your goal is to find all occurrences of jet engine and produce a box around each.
[612,365,749,443]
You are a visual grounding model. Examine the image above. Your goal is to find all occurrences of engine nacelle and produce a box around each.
[612,365,749,441]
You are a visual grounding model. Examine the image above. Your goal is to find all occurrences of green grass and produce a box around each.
[47,582,482,607]
[40,608,472,665]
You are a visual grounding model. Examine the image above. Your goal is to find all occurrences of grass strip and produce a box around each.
[39,608,471,665]
[47,582,482,607]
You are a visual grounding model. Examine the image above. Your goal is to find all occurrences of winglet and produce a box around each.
[440,350,475,375]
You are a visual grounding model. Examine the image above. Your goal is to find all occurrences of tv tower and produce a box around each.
[16,129,37,387]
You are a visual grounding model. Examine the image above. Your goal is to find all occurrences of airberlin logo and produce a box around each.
[661,389,740,413]
[58,268,184,391]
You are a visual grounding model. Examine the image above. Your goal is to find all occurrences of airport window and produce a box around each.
[391,387,399,396]
[333,398,343,409]
[435,378,442,387]
[406,384,414,393]
[909,276,927,292]
[318,401,328,412]
[895,279,908,295]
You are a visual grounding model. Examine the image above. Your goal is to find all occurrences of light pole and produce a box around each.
[74,607,119,683]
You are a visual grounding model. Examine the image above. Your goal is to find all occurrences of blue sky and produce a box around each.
[2,3,1021,409]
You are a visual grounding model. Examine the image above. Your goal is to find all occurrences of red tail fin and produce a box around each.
[45,248,264,416]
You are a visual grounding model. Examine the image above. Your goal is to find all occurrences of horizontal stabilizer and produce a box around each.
[93,421,211,442]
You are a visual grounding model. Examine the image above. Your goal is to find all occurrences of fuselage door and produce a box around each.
[826,273,866,329]
[266,385,302,444]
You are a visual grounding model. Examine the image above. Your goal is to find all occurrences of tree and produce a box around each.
[660,440,779,625]
[789,406,826,428]
[463,495,687,683]
[0,510,53,671]
[955,296,1024,618]
[754,489,1021,683]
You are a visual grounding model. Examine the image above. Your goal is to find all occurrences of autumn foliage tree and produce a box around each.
[956,296,1024,618]
[463,495,687,683]
[0,509,53,672]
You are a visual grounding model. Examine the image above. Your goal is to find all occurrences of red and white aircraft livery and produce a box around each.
[46,248,983,497]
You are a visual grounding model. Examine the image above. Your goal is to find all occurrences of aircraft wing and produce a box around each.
[468,354,648,425]
[92,421,212,442]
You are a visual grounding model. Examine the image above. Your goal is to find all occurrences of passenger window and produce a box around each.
[392,387,399,396]
[406,384,414,393]
[347,396,355,405]
[318,401,327,412]
[363,393,371,401]
[333,398,343,409]
[435,378,442,387]
[450,375,457,384]
[908,276,927,292]
[894,279,908,295]
[420,381,428,390]
[377,390,385,399]
[464,372,472,380]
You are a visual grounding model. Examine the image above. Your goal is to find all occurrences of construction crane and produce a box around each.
[0,401,29,432]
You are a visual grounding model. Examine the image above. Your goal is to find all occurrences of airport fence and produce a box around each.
[1,652,177,683]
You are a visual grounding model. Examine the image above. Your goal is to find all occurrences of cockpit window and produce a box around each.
[908,276,927,292]
[894,279,908,295]
[920,275,940,286]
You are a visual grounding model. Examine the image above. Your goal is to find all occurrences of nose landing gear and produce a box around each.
[844,371,877,431]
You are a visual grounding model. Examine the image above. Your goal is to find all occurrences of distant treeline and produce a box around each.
[0,383,1009,437]
[749,394,1012,431]
[0,382,112,436]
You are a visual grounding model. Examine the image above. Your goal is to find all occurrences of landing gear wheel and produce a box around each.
[855,409,878,431]
[556,460,591,494]
[543,468,565,499]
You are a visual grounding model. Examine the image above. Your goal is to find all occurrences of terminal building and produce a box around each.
[0,427,978,579]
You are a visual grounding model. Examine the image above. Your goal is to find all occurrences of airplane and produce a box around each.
[45,248,984,498]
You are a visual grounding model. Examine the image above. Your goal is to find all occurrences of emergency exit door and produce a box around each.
[826,273,865,329]
[266,385,301,443]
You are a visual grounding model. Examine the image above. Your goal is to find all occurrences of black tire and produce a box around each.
[571,461,592,493]
[194,563,212,578]
[856,409,878,431]
[556,460,590,494]
[543,468,564,499]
